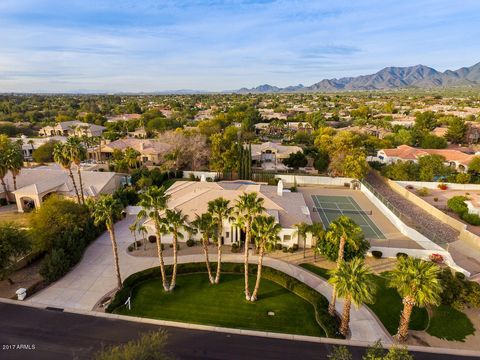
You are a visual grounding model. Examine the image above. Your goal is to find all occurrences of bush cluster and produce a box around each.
[106,262,341,338]
[186,239,195,247]
[439,268,480,310]
[447,196,480,225]
[36,196,104,284]
[371,250,383,259]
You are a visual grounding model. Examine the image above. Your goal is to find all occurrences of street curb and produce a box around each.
[1,297,480,358]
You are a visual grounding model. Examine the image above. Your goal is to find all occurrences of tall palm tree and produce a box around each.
[207,197,232,284]
[250,215,281,301]
[234,192,265,300]
[137,186,170,291]
[53,142,81,203]
[295,222,310,259]
[328,258,376,336]
[192,212,216,284]
[162,208,189,291]
[5,142,23,191]
[92,195,124,289]
[65,137,87,203]
[324,215,364,315]
[309,222,324,261]
[388,257,442,342]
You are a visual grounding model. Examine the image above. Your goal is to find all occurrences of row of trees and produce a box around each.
[314,215,443,342]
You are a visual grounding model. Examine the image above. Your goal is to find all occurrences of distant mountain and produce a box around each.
[233,62,480,93]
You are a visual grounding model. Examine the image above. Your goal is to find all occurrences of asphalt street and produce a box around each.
[0,303,477,360]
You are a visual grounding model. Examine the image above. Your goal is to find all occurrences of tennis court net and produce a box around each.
[313,207,372,215]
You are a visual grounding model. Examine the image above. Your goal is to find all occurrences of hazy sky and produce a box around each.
[0,0,479,92]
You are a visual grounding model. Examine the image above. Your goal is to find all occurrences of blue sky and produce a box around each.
[0,0,479,92]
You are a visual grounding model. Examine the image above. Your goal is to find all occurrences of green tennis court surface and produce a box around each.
[312,195,385,239]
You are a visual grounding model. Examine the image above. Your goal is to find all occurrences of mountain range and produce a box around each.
[234,62,480,93]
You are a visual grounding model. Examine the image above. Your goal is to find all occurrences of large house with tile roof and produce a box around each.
[0,166,124,212]
[143,180,313,249]
[377,144,476,172]
[94,138,173,165]
[39,121,106,138]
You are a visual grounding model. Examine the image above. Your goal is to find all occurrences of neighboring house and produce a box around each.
[106,114,142,123]
[250,142,303,166]
[377,144,476,172]
[39,121,106,137]
[286,122,313,133]
[94,138,173,165]
[0,166,124,212]
[9,135,67,160]
[143,180,313,248]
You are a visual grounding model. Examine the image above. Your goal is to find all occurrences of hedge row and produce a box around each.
[106,262,341,338]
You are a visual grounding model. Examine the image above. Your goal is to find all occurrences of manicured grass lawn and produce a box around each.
[427,305,475,341]
[0,211,30,226]
[299,263,429,335]
[115,273,326,337]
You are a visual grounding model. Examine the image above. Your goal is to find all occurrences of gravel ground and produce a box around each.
[364,172,459,245]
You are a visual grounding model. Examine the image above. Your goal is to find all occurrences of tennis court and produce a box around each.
[312,195,385,239]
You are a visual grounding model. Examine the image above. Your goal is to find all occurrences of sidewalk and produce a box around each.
[27,216,392,344]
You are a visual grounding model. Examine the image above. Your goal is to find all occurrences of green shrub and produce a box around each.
[433,197,439,202]
[282,246,288,253]
[288,247,295,253]
[461,212,480,225]
[396,252,408,259]
[371,250,383,259]
[416,187,429,197]
[447,196,469,215]
[127,245,134,252]
[186,239,195,247]
[292,244,299,251]
[455,272,466,281]
[231,242,241,253]
[148,235,156,243]
[40,249,71,283]
[275,243,282,250]
[169,243,180,250]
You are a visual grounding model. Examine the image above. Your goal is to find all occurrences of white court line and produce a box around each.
[347,196,384,239]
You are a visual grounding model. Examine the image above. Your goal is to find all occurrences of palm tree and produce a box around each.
[192,212,216,284]
[124,147,140,170]
[137,186,170,291]
[328,258,376,336]
[129,221,138,250]
[5,142,23,190]
[162,208,189,291]
[207,197,232,284]
[53,142,81,203]
[309,222,324,261]
[138,223,148,250]
[65,137,87,203]
[234,192,265,300]
[388,257,442,342]
[324,215,364,315]
[295,222,310,259]
[250,215,281,301]
[92,195,124,289]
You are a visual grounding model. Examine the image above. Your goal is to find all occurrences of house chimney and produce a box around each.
[277,179,283,196]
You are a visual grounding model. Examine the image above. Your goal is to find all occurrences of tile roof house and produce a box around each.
[377,144,476,172]
[95,138,173,165]
[143,180,313,249]
[0,166,124,212]
[250,142,303,166]
[9,135,67,160]
[39,121,106,138]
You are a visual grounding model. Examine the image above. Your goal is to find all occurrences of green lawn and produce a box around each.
[115,273,325,337]
[299,263,429,335]
[0,211,30,226]
[427,305,475,341]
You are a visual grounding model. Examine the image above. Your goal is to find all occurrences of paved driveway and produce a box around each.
[28,216,391,344]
